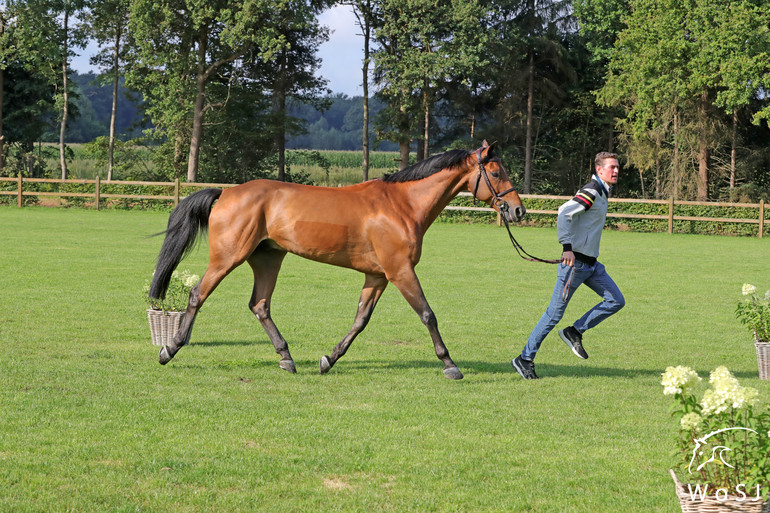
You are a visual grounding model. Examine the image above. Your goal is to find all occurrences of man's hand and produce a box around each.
[561,250,575,267]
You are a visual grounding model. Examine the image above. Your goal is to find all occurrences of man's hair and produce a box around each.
[595,152,618,167]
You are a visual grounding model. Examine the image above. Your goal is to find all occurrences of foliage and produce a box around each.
[663,365,770,494]
[373,0,491,157]
[599,0,770,200]
[737,284,770,342]
[142,269,199,312]
[82,137,153,180]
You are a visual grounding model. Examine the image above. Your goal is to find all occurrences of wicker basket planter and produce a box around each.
[755,331,770,381]
[670,470,768,513]
[147,309,184,347]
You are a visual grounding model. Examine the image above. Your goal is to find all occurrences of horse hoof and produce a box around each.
[443,367,464,380]
[279,359,297,374]
[319,355,332,374]
[159,346,174,365]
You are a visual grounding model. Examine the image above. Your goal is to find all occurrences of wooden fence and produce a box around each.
[1,176,766,238]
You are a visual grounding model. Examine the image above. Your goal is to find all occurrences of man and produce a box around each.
[511,152,625,380]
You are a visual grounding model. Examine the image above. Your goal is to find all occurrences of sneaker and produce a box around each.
[559,326,588,359]
[511,356,539,379]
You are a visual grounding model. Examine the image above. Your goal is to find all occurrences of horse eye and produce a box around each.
[491,172,500,179]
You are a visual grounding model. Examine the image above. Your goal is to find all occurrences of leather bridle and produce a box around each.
[472,149,517,210]
[473,149,560,265]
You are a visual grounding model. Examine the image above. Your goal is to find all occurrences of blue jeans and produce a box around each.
[521,260,625,361]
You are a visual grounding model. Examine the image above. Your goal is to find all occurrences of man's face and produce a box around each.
[596,158,620,185]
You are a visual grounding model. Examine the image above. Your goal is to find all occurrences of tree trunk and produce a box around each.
[0,66,4,176]
[730,109,737,189]
[697,91,709,201]
[523,50,534,194]
[423,88,429,159]
[0,12,5,176]
[399,141,410,170]
[59,8,70,181]
[174,135,185,179]
[272,51,287,182]
[673,106,679,200]
[361,10,370,182]
[108,26,121,181]
[654,133,662,199]
[187,32,208,183]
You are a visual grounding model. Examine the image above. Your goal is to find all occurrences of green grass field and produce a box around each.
[1,206,768,512]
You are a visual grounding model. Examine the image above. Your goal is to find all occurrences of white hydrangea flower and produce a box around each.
[700,367,759,415]
[733,386,760,410]
[680,412,702,432]
[701,388,730,416]
[743,283,757,295]
[661,366,702,396]
[184,274,200,288]
[710,366,740,391]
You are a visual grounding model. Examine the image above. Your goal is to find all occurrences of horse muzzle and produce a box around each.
[499,201,526,223]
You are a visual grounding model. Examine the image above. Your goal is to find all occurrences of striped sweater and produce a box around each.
[556,175,611,263]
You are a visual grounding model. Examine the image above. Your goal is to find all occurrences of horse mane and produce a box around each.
[381,149,471,183]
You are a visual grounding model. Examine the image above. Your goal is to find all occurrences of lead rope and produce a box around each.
[473,148,562,266]
[498,209,561,265]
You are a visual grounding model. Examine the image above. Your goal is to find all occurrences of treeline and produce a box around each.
[1,0,769,199]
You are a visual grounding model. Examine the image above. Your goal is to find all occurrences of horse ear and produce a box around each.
[481,140,490,148]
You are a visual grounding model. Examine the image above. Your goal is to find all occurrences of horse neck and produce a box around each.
[400,164,472,226]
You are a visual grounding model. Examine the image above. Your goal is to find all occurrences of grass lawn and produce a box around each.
[1,206,768,512]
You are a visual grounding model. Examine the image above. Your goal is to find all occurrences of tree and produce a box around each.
[87,0,130,180]
[128,0,284,181]
[599,0,770,200]
[373,0,490,168]
[50,0,89,180]
[483,0,576,193]
[0,1,60,175]
[690,0,770,189]
[254,0,330,181]
[347,0,379,180]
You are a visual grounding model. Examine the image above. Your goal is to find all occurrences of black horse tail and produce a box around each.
[149,188,223,300]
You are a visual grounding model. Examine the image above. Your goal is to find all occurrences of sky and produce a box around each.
[70,5,365,97]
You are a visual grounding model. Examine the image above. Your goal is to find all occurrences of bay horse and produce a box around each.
[149,141,525,379]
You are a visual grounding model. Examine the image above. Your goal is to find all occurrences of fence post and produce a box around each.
[174,178,180,206]
[95,175,101,211]
[668,196,674,234]
[17,173,22,207]
[760,199,765,239]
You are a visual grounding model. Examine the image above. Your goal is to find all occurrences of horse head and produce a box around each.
[468,140,526,223]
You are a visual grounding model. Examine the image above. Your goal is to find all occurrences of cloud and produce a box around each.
[317,5,365,96]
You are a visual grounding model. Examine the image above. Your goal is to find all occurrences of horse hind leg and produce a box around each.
[247,246,295,373]
[320,274,388,375]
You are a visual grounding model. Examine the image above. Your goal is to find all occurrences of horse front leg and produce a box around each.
[320,273,388,375]
[389,268,463,380]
